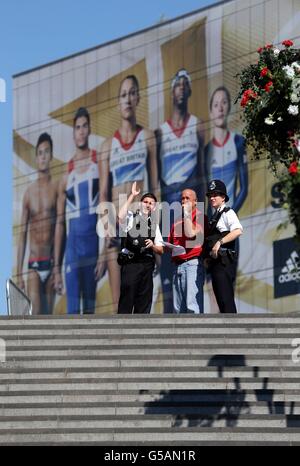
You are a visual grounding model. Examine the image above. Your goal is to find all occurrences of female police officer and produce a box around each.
[205,179,243,313]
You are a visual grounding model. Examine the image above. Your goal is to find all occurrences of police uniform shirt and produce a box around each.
[120,211,164,246]
[214,205,243,233]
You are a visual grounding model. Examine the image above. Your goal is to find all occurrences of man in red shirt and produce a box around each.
[168,189,207,313]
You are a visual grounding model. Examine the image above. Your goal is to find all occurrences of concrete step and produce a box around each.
[1,355,298,369]
[2,389,300,405]
[3,336,300,349]
[0,402,298,417]
[0,378,300,393]
[2,326,300,337]
[1,314,300,326]
[1,367,300,380]
[3,334,299,346]
[0,414,299,430]
[4,346,296,359]
[0,429,300,445]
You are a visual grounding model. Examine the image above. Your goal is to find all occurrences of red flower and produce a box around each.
[241,95,249,107]
[241,89,258,107]
[264,81,273,92]
[287,130,295,137]
[282,39,294,47]
[257,44,273,53]
[260,67,270,77]
[288,161,298,175]
[245,89,257,97]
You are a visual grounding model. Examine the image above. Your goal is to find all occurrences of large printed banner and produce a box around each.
[13,0,300,315]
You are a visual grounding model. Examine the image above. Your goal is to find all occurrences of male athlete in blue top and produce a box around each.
[54,107,102,314]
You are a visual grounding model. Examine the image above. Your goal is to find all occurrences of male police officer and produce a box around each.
[205,179,243,313]
[117,182,164,314]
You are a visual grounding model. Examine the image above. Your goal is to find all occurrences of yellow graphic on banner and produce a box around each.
[49,59,149,139]
[161,19,209,129]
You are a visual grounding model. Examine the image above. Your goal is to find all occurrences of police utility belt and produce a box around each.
[117,212,155,266]
[203,207,237,264]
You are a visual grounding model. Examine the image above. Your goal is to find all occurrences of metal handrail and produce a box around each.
[6,279,32,316]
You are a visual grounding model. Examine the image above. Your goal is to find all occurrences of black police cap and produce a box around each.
[206,179,229,202]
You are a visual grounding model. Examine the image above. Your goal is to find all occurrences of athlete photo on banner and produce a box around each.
[98,74,158,312]
[16,133,57,315]
[156,68,205,313]
[54,107,101,315]
[204,86,248,312]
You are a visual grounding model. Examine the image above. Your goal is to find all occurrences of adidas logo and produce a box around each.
[278,250,300,284]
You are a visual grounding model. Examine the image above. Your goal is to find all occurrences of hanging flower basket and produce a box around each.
[236,40,300,175]
[278,159,300,241]
[237,40,300,241]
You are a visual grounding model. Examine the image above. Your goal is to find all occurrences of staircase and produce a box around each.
[0,314,300,445]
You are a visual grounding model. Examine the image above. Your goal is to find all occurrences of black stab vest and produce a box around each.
[204,207,236,254]
[122,212,156,261]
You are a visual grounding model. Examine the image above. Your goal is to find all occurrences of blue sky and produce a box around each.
[0,0,220,314]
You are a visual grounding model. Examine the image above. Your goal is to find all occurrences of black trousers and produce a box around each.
[118,261,155,314]
[160,249,174,314]
[210,256,237,314]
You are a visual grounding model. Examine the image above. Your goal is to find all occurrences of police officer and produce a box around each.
[117,182,164,314]
[205,179,243,313]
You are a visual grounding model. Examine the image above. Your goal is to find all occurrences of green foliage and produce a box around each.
[237,41,300,240]
[236,41,300,175]
[278,162,300,241]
